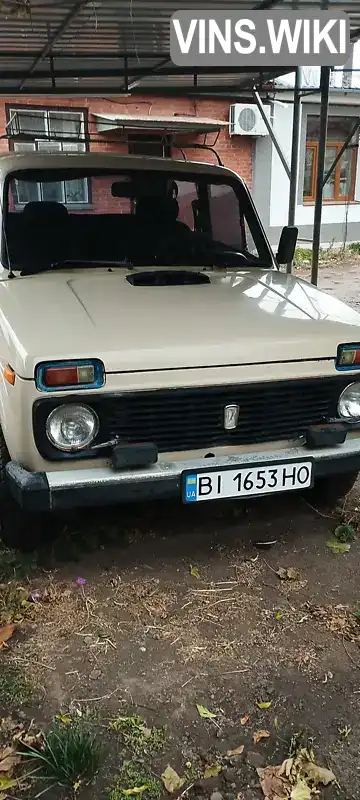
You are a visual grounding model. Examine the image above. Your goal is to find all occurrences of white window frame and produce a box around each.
[9,107,89,206]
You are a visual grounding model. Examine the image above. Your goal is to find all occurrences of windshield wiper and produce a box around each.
[50,259,133,269]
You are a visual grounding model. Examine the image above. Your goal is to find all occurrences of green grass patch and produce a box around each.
[293,243,360,267]
[349,242,360,254]
[293,247,312,266]
[21,720,102,793]
[109,715,166,758]
[108,761,162,800]
[0,663,36,707]
[334,523,356,543]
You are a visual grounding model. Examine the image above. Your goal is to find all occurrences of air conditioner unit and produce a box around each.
[229,103,271,136]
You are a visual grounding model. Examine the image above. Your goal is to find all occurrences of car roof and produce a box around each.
[0,151,241,182]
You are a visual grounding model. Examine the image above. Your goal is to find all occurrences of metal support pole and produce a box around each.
[287,67,301,273]
[49,55,56,89]
[322,117,360,187]
[252,88,291,178]
[311,66,330,286]
[124,56,129,93]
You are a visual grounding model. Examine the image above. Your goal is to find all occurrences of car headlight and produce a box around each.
[46,404,99,452]
[338,383,360,420]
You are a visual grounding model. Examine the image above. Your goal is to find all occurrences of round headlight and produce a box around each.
[338,383,360,420]
[46,404,99,452]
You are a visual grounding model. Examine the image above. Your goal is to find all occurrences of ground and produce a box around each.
[1,260,360,800]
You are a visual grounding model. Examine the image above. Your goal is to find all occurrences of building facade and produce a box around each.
[1,73,359,248]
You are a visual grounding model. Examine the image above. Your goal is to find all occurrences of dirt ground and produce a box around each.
[296,258,360,311]
[2,261,360,800]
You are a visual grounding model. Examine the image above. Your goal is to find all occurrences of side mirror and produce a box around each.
[276,226,298,265]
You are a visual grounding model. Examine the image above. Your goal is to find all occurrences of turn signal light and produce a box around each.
[337,345,360,369]
[3,364,15,385]
[35,360,105,391]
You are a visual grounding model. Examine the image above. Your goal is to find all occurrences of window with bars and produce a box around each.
[8,108,89,206]
[303,115,359,202]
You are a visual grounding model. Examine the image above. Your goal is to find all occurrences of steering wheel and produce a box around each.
[153,234,211,267]
[153,233,253,268]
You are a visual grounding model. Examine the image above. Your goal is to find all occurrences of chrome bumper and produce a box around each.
[5,436,360,511]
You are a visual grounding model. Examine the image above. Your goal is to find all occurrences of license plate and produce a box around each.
[182,459,313,503]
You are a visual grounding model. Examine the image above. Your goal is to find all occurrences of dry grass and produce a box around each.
[6,550,360,701]
[305,603,360,643]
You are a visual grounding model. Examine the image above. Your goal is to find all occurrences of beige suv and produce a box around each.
[1,151,360,541]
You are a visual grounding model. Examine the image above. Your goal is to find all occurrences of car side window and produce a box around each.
[208,183,260,258]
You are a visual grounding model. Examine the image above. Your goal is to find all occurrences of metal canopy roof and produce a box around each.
[93,113,227,132]
[0,0,359,96]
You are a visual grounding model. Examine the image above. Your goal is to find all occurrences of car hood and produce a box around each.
[2,267,360,377]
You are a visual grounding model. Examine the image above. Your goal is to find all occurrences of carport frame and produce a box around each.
[0,1,360,284]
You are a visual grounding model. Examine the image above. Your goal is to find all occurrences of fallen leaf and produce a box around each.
[273,717,278,730]
[279,757,294,778]
[190,566,199,579]
[0,624,16,648]
[290,779,311,800]
[276,567,300,581]
[257,701,272,710]
[122,788,149,796]
[302,761,336,786]
[240,715,249,725]
[55,714,71,725]
[326,537,350,554]
[0,755,20,773]
[140,726,152,739]
[256,765,288,798]
[253,729,270,744]
[227,745,244,757]
[274,611,283,620]
[287,567,300,580]
[196,703,217,719]
[162,766,185,793]
[204,763,222,778]
[0,748,14,762]
[0,777,18,791]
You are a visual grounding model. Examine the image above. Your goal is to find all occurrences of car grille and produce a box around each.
[99,376,359,453]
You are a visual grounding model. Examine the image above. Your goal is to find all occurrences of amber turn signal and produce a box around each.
[3,364,15,385]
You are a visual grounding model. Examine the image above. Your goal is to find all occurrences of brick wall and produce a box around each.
[0,94,254,186]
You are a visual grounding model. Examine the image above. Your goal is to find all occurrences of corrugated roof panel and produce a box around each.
[0,0,359,95]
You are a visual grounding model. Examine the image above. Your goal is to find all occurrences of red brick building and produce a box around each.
[0,94,253,187]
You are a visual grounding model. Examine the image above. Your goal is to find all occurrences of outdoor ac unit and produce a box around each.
[229,103,271,136]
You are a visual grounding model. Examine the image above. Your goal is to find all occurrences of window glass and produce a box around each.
[176,181,197,229]
[209,184,243,248]
[323,146,337,200]
[5,171,271,270]
[304,114,358,202]
[9,108,87,205]
[303,146,315,198]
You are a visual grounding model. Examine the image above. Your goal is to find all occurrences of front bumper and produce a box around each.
[6,437,360,512]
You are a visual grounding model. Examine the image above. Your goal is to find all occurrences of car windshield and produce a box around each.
[3,166,274,273]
